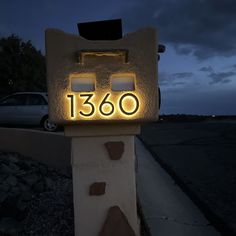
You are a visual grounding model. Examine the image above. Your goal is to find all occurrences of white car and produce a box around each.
[0,92,58,132]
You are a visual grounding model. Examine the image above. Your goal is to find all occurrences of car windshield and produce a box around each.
[27,94,47,105]
[0,94,28,106]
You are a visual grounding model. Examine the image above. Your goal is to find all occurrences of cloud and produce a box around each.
[174,45,194,56]
[199,66,214,72]
[199,66,235,84]
[159,71,194,86]
[159,72,170,86]
[160,88,236,115]
[119,0,236,59]
[172,72,193,79]
[208,71,236,84]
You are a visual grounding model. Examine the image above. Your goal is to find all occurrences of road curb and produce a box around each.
[137,135,234,236]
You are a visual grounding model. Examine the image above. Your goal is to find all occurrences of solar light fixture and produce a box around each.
[77,19,122,40]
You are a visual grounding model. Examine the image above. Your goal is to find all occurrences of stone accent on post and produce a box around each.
[65,124,140,236]
[105,141,124,160]
[99,206,136,236]
[89,182,106,196]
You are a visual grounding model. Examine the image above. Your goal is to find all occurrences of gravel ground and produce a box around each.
[0,152,74,236]
[0,151,148,236]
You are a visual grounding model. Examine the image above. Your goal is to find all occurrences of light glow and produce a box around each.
[66,94,76,119]
[118,93,139,116]
[65,92,141,120]
[111,73,135,91]
[70,73,96,92]
[79,93,96,118]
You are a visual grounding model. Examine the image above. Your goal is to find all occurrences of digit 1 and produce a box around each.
[67,94,74,118]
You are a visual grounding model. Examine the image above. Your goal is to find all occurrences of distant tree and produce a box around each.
[0,35,46,97]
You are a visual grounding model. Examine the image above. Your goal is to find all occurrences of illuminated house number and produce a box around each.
[67,93,139,118]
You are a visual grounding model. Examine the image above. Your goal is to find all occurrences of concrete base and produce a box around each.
[65,125,140,236]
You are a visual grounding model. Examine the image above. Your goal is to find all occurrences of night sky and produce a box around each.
[1,0,236,115]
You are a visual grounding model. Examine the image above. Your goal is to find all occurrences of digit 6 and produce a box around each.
[99,93,115,116]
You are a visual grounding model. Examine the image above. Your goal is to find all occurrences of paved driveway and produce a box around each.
[140,121,236,236]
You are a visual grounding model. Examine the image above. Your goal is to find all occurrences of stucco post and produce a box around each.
[65,124,140,236]
[46,25,158,236]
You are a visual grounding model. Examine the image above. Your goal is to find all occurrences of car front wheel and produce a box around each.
[41,116,58,132]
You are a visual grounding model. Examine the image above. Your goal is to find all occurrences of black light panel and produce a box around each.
[77,19,122,40]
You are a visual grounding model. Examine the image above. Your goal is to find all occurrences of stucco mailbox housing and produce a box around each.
[45,28,158,124]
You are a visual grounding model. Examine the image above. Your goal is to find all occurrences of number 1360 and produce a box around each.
[67,93,140,118]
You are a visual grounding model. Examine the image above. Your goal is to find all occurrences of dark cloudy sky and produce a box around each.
[1,0,236,115]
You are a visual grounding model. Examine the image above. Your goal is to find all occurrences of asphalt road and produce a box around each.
[140,121,236,236]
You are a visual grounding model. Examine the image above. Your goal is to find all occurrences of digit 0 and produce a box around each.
[119,93,139,116]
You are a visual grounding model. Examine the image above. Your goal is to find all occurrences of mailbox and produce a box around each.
[45,27,158,124]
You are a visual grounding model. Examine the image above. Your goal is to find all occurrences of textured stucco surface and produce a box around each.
[71,135,140,236]
[45,28,158,124]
